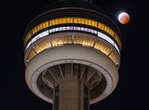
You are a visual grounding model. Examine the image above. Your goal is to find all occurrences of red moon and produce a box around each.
[118,12,130,24]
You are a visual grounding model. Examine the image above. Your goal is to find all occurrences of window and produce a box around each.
[25,17,121,48]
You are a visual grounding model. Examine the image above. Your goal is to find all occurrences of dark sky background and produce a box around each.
[0,0,148,110]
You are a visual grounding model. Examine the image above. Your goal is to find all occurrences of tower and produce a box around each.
[24,0,122,110]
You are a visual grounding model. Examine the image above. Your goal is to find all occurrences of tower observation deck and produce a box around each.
[24,0,122,110]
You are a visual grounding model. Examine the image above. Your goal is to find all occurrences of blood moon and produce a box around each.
[118,12,130,24]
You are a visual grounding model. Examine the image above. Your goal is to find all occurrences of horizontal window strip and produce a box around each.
[25,26,120,54]
[24,17,121,47]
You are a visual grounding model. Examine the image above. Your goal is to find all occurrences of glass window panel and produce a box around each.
[50,19,55,26]
[42,21,49,28]
[73,36,84,45]
[38,39,50,51]
[25,17,121,52]
[94,40,112,55]
[73,17,78,24]
[68,17,73,23]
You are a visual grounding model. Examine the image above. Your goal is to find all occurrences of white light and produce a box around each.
[26,30,48,49]
[97,32,120,53]
[25,26,120,53]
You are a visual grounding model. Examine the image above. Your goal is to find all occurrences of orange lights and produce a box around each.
[24,17,121,47]
[25,34,120,65]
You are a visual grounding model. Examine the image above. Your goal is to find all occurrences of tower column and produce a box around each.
[54,78,89,110]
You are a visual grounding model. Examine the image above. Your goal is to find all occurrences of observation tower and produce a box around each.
[24,0,122,110]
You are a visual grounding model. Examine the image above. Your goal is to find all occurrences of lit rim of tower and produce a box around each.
[24,2,122,107]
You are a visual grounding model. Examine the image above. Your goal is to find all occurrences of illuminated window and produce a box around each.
[88,19,97,27]
[97,23,102,30]
[44,21,49,28]
[62,18,68,24]
[50,19,55,26]
[68,17,73,23]
[39,23,44,31]
[73,17,78,24]
[38,39,51,50]
[32,27,37,35]
[91,20,98,27]
[25,32,32,44]
[25,26,120,54]
[54,19,59,25]
[25,17,121,48]
[114,33,121,47]
[32,45,42,53]
[51,36,65,47]
[25,34,120,65]
[94,40,112,56]
[107,27,115,37]
[80,18,85,25]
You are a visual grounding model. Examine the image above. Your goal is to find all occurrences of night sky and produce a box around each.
[0,0,148,110]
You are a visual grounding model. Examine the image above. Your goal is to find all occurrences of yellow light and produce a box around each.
[24,17,121,47]
[25,35,120,65]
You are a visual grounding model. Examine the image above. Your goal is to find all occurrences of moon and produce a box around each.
[118,12,130,24]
